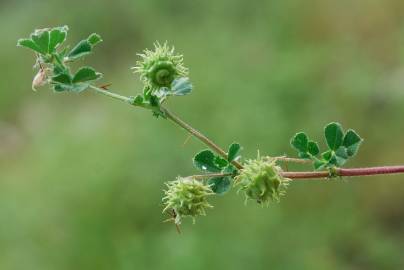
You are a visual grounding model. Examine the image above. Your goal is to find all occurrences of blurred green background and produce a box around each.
[1,0,404,269]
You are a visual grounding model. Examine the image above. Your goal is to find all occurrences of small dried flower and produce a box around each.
[32,68,47,91]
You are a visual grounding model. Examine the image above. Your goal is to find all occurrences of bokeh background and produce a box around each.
[1,0,404,269]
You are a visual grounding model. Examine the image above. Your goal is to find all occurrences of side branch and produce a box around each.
[160,106,244,170]
[282,165,404,180]
[89,86,243,169]
[189,173,233,180]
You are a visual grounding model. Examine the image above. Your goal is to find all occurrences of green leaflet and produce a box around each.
[52,72,72,85]
[72,67,102,83]
[291,132,309,153]
[49,26,68,52]
[17,39,43,54]
[207,176,231,195]
[307,141,320,156]
[87,33,102,46]
[228,143,241,162]
[31,29,50,54]
[343,129,363,157]
[171,77,193,96]
[67,33,102,60]
[193,150,222,173]
[193,143,242,194]
[324,122,344,150]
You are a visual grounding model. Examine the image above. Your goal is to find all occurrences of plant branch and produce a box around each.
[188,173,233,180]
[88,86,404,181]
[282,165,404,180]
[89,85,243,169]
[160,105,244,170]
[90,85,133,104]
[275,156,312,164]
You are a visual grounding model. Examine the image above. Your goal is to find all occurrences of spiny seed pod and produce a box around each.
[133,42,188,91]
[235,156,290,205]
[162,177,213,224]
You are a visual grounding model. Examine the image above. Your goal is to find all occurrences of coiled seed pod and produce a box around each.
[133,42,188,91]
[235,157,290,205]
[162,177,213,224]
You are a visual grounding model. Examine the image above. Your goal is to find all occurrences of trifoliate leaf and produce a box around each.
[72,67,102,83]
[291,132,309,152]
[193,150,222,172]
[171,77,192,96]
[308,141,320,156]
[228,143,241,162]
[325,122,344,150]
[343,129,363,157]
[207,176,231,195]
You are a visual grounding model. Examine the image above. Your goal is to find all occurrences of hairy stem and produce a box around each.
[282,166,404,180]
[90,85,133,104]
[90,85,243,169]
[275,156,312,164]
[160,105,244,170]
[189,173,233,180]
[89,86,404,181]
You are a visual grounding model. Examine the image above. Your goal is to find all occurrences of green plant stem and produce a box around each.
[189,173,233,180]
[90,85,132,104]
[90,85,243,169]
[160,105,244,170]
[89,86,404,181]
[275,156,312,164]
[282,165,404,179]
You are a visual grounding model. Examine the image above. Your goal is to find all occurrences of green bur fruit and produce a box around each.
[236,157,290,205]
[162,177,213,224]
[133,42,188,91]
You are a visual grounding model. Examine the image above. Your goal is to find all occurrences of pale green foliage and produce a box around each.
[235,156,290,205]
[162,177,214,224]
[17,26,102,92]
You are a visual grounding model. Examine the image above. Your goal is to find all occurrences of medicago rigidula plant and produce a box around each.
[18,26,404,229]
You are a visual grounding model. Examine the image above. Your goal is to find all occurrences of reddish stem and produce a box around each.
[282,166,404,180]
